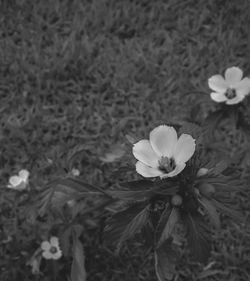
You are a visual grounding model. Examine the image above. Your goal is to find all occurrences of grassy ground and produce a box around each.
[1,0,250,280]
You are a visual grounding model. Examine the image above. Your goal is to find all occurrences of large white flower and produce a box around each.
[41,237,62,260]
[133,125,196,178]
[7,169,29,190]
[208,66,250,105]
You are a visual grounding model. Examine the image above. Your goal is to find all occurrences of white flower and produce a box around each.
[41,237,62,260]
[71,168,80,176]
[132,125,196,178]
[7,169,29,190]
[208,66,250,105]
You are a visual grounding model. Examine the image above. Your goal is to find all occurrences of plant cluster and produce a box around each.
[1,66,250,281]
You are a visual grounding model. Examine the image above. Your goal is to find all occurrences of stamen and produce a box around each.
[225,88,236,99]
[159,157,176,173]
[50,246,58,254]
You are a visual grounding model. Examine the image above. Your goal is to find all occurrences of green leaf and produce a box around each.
[185,213,211,263]
[211,199,243,222]
[155,206,179,247]
[70,232,87,281]
[199,197,220,229]
[155,239,179,281]
[104,202,149,251]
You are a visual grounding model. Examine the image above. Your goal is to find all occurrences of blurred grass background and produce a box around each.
[0,0,250,280]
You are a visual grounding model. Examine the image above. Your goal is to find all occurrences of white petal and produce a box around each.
[8,176,22,187]
[52,250,62,260]
[133,140,160,168]
[160,163,186,178]
[50,237,59,247]
[235,78,250,96]
[135,161,164,178]
[173,134,196,164]
[226,95,245,105]
[150,125,177,158]
[41,241,51,251]
[208,75,227,93]
[42,251,53,260]
[210,92,227,103]
[18,169,29,181]
[225,67,243,86]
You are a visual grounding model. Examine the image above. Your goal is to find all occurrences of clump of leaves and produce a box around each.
[104,124,243,281]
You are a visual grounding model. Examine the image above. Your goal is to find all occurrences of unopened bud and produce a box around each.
[171,195,183,206]
[198,183,215,198]
[197,168,209,177]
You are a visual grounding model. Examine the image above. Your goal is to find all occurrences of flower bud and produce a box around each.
[197,168,209,177]
[198,183,215,198]
[171,195,183,206]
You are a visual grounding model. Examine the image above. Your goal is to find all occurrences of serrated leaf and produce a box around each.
[155,239,179,281]
[185,213,211,263]
[155,206,179,247]
[211,199,243,222]
[104,202,149,251]
[70,230,86,281]
[199,197,220,229]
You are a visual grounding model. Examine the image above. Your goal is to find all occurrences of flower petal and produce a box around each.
[18,169,29,181]
[210,92,227,103]
[133,140,160,168]
[160,163,186,178]
[41,241,51,251]
[173,134,196,164]
[42,251,53,260]
[235,77,250,96]
[135,161,163,178]
[208,75,227,93]
[226,94,245,105]
[225,67,243,86]
[52,250,62,260]
[150,125,177,158]
[8,176,22,187]
[50,237,59,247]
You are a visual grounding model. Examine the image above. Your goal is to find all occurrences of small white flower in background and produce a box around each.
[133,125,196,178]
[41,237,62,260]
[71,168,80,176]
[7,169,29,190]
[208,66,250,105]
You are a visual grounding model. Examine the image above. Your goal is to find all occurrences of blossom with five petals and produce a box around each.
[41,237,62,260]
[7,169,29,190]
[132,125,196,178]
[208,66,250,105]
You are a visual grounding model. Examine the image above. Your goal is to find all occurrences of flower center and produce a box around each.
[159,157,176,173]
[50,246,58,254]
[225,88,236,99]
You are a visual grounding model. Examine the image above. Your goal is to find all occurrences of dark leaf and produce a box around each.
[155,239,179,281]
[185,213,211,263]
[209,159,230,175]
[211,199,243,222]
[199,197,220,229]
[70,227,86,281]
[155,206,179,247]
[104,202,149,251]
[119,180,155,189]
[54,177,110,197]
[202,110,224,141]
